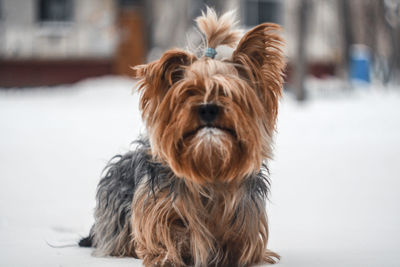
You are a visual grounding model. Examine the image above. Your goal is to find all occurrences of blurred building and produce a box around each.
[0,0,146,87]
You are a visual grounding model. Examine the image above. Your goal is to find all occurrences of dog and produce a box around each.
[79,8,285,267]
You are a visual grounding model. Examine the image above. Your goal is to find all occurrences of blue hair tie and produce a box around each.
[204,47,217,59]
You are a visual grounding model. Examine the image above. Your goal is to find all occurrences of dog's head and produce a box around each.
[133,8,285,184]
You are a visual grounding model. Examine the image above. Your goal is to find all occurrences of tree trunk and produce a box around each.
[338,0,353,81]
[294,0,310,101]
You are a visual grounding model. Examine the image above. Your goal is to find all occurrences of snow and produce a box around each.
[1,76,399,266]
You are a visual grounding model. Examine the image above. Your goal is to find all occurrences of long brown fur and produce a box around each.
[92,8,285,267]
[132,177,278,267]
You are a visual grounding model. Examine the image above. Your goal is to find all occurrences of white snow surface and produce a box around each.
[0,76,399,266]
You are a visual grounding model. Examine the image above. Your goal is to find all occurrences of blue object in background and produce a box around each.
[350,44,371,84]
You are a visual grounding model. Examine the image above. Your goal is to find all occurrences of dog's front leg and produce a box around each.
[131,185,192,267]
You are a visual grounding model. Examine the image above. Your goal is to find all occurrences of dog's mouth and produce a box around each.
[183,125,236,139]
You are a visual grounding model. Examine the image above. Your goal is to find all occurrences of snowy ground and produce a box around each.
[0,76,399,267]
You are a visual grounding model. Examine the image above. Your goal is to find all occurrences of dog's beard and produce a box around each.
[182,127,236,182]
[151,125,256,184]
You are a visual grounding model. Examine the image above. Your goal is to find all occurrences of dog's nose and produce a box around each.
[198,104,219,123]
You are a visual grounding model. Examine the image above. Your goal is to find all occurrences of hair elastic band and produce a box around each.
[204,47,217,59]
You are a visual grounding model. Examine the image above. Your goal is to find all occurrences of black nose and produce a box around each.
[198,104,219,123]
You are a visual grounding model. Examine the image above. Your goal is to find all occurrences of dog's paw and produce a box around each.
[143,254,181,267]
[264,249,280,264]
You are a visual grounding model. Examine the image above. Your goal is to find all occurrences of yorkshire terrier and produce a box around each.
[80,8,285,267]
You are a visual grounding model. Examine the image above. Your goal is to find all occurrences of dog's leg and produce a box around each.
[227,210,280,266]
[131,183,191,267]
[208,184,279,266]
[132,219,191,267]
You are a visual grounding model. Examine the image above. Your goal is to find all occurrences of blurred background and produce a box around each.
[0,0,399,96]
[1,1,400,267]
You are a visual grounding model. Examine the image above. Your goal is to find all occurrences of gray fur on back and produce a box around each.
[92,138,153,256]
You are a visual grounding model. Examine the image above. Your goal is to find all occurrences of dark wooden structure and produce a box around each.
[0,59,113,87]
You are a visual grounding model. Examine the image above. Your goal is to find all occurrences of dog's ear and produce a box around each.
[132,49,196,123]
[132,49,196,88]
[232,23,285,131]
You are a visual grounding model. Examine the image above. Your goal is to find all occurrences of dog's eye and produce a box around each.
[186,90,196,97]
[184,86,203,97]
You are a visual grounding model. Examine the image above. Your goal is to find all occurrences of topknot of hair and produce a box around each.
[195,7,241,49]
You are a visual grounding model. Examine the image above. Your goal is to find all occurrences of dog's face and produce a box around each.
[133,24,284,184]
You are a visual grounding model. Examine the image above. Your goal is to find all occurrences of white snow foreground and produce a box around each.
[0,76,399,267]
